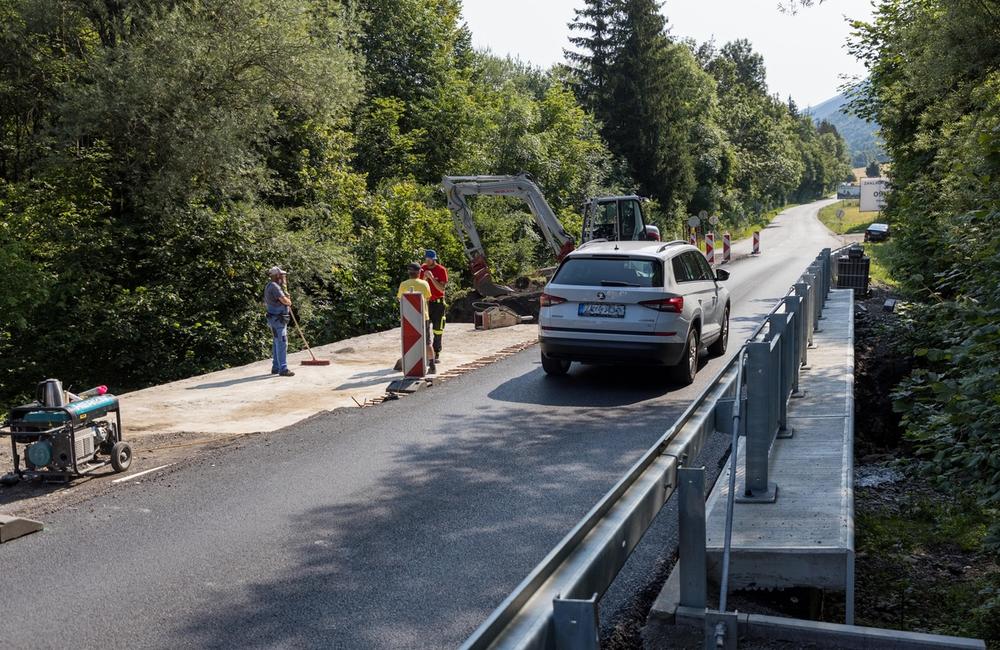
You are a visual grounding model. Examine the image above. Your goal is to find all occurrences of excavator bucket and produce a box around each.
[469,253,514,297]
[473,273,514,298]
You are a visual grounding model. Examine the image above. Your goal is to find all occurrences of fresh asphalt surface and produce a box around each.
[0,201,841,649]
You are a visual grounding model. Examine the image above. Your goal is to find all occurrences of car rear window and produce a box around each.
[552,257,664,287]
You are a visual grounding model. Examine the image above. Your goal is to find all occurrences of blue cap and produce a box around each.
[424,249,437,260]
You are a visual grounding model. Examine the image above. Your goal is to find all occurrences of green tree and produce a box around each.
[850,0,1000,553]
[349,0,475,185]
[0,0,364,399]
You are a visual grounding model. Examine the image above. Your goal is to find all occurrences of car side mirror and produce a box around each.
[715,269,730,282]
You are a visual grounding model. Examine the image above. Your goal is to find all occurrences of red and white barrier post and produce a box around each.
[705,232,715,264]
[399,293,427,378]
[723,232,731,263]
[752,231,761,255]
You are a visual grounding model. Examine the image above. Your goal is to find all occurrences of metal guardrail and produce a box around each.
[461,249,837,650]
[704,248,835,647]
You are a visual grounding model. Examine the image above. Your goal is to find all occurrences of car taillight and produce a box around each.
[539,293,567,307]
[640,296,683,312]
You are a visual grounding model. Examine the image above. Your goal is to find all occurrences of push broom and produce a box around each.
[289,308,330,366]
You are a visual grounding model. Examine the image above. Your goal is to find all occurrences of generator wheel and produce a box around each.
[110,441,133,473]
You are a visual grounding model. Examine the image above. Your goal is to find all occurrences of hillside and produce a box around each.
[807,92,886,167]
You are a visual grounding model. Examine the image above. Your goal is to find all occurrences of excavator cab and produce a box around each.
[582,196,648,243]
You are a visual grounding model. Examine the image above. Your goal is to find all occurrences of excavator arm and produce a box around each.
[441,174,576,297]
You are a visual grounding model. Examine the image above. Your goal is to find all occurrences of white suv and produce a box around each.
[538,240,730,384]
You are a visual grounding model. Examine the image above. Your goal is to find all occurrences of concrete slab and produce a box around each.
[647,288,855,638]
[0,322,539,519]
[114,324,537,438]
[703,290,854,596]
[0,514,43,543]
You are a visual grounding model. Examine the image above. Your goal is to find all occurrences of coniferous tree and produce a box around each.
[565,0,619,114]
[602,0,699,214]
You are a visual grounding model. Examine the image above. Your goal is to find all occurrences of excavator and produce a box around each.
[441,173,652,298]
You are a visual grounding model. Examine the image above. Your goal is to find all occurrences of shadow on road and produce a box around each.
[487,362,682,407]
[179,394,689,648]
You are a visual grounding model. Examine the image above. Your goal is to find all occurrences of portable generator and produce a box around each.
[1,379,132,484]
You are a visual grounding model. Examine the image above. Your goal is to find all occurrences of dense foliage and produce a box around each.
[849,0,1000,546]
[0,0,851,404]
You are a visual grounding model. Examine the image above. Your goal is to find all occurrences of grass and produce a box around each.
[864,241,898,288]
[818,199,883,235]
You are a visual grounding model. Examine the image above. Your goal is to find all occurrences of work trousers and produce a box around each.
[267,314,289,373]
[428,300,446,355]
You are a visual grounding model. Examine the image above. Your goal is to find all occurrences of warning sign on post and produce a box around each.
[860,177,891,212]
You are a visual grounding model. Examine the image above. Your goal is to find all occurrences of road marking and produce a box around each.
[112,464,173,484]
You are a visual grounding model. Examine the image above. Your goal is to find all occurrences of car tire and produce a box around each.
[708,306,729,356]
[541,353,571,376]
[669,329,698,385]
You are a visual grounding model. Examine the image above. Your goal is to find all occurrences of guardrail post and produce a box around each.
[553,594,599,650]
[767,313,794,438]
[794,282,810,368]
[783,295,805,397]
[678,466,707,610]
[803,272,819,343]
[738,340,778,503]
[809,263,825,327]
[821,248,832,298]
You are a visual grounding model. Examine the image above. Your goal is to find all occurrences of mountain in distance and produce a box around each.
[806,91,886,168]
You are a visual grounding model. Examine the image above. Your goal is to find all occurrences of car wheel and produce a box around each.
[669,329,698,385]
[708,306,729,356]
[541,353,571,376]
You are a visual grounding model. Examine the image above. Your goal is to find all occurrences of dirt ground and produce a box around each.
[0,323,538,519]
[849,284,1000,645]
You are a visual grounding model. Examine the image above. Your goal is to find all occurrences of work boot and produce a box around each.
[279,369,295,377]
[429,362,437,374]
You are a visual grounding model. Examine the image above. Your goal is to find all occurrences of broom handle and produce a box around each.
[288,308,318,361]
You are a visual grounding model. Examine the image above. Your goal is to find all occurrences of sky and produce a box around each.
[460,0,875,109]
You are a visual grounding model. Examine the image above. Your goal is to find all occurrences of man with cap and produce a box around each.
[419,249,448,361]
[263,266,295,377]
[396,262,435,374]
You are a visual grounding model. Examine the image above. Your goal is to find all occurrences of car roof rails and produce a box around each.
[577,238,609,249]
[657,240,688,252]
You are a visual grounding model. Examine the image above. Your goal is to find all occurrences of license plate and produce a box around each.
[579,303,625,318]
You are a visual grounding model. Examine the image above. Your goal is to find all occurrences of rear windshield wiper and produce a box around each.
[600,280,640,287]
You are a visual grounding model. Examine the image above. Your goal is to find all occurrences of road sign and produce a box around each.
[860,177,890,212]
[835,209,845,220]
[688,216,701,228]
[698,210,708,220]
[709,215,719,225]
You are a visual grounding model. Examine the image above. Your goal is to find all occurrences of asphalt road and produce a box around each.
[0,201,840,649]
